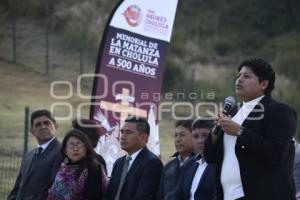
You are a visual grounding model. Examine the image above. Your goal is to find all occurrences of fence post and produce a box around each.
[23,107,29,158]
[44,0,50,75]
[192,67,196,109]
[12,14,16,64]
[46,28,49,75]
[79,29,84,74]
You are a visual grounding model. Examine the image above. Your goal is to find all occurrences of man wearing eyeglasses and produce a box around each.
[8,109,62,200]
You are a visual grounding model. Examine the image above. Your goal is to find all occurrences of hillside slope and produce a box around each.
[0,60,175,160]
[0,60,88,150]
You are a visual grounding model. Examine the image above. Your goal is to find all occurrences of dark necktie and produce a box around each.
[28,147,43,174]
[115,155,132,200]
[36,147,43,155]
[194,153,202,161]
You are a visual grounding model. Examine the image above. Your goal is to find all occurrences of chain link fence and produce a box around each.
[0,149,22,199]
[0,15,99,82]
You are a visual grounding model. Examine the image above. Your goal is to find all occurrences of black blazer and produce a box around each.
[105,147,163,200]
[157,152,195,200]
[167,156,216,200]
[204,95,297,200]
[82,164,104,200]
[8,138,62,200]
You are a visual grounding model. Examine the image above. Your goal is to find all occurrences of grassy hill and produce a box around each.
[0,59,176,161]
[0,60,77,150]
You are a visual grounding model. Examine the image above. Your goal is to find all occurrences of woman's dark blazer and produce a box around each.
[204,95,297,200]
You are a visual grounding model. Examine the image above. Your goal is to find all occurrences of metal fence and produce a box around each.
[0,149,22,199]
[0,15,99,82]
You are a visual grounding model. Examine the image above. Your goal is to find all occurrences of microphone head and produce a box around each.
[225,96,235,105]
[223,96,236,115]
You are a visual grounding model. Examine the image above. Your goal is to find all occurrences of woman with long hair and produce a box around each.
[47,129,103,200]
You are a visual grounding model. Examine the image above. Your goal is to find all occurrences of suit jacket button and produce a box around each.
[241,145,245,149]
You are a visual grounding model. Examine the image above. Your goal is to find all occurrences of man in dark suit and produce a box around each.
[105,116,163,200]
[157,120,195,200]
[204,58,297,200]
[8,109,62,200]
[168,118,215,200]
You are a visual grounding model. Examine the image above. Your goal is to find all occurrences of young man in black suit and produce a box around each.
[105,116,162,200]
[8,109,62,200]
[158,120,195,200]
[204,58,297,200]
[168,118,215,200]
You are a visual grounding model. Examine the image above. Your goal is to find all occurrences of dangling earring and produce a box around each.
[64,157,69,164]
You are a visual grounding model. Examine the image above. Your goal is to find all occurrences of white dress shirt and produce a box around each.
[128,148,143,170]
[221,95,264,200]
[38,136,56,153]
[190,158,208,200]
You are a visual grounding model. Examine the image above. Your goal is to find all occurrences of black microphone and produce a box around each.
[212,96,236,136]
[223,96,236,115]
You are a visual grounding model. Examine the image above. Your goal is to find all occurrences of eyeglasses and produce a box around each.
[66,142,85,150]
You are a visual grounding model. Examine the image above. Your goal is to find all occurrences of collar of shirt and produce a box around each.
[232,95,264,125]
[177,154,193,167]
[196,158,206,165]
[194,153,202,161]
[38,137,56,153]
[242,95,264,107]
[128,148,143,169]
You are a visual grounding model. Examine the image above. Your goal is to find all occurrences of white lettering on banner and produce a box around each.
[116,33,148,46]
[107,32,161,78]
[122,50,158,65]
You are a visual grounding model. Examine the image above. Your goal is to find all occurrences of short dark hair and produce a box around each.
[31,109,56,126]
[72,118,101,148]
[192,118,214,130]
[238,58,275,95]
[124,116,150,135]
[175,120,193,132]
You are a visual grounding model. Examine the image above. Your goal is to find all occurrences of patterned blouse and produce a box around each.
[47,162,88,200]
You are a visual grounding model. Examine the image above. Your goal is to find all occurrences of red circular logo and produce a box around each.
[123,5,143,27]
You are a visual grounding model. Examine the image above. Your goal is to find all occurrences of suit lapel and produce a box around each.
[118,156,127,182]
[23,138,58,185]
[241,95,271,128]
[184,162,199,192]
[23,150,36,185]
[195,163,209,190]
[116,148,147,196]
[124,147,148,183]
